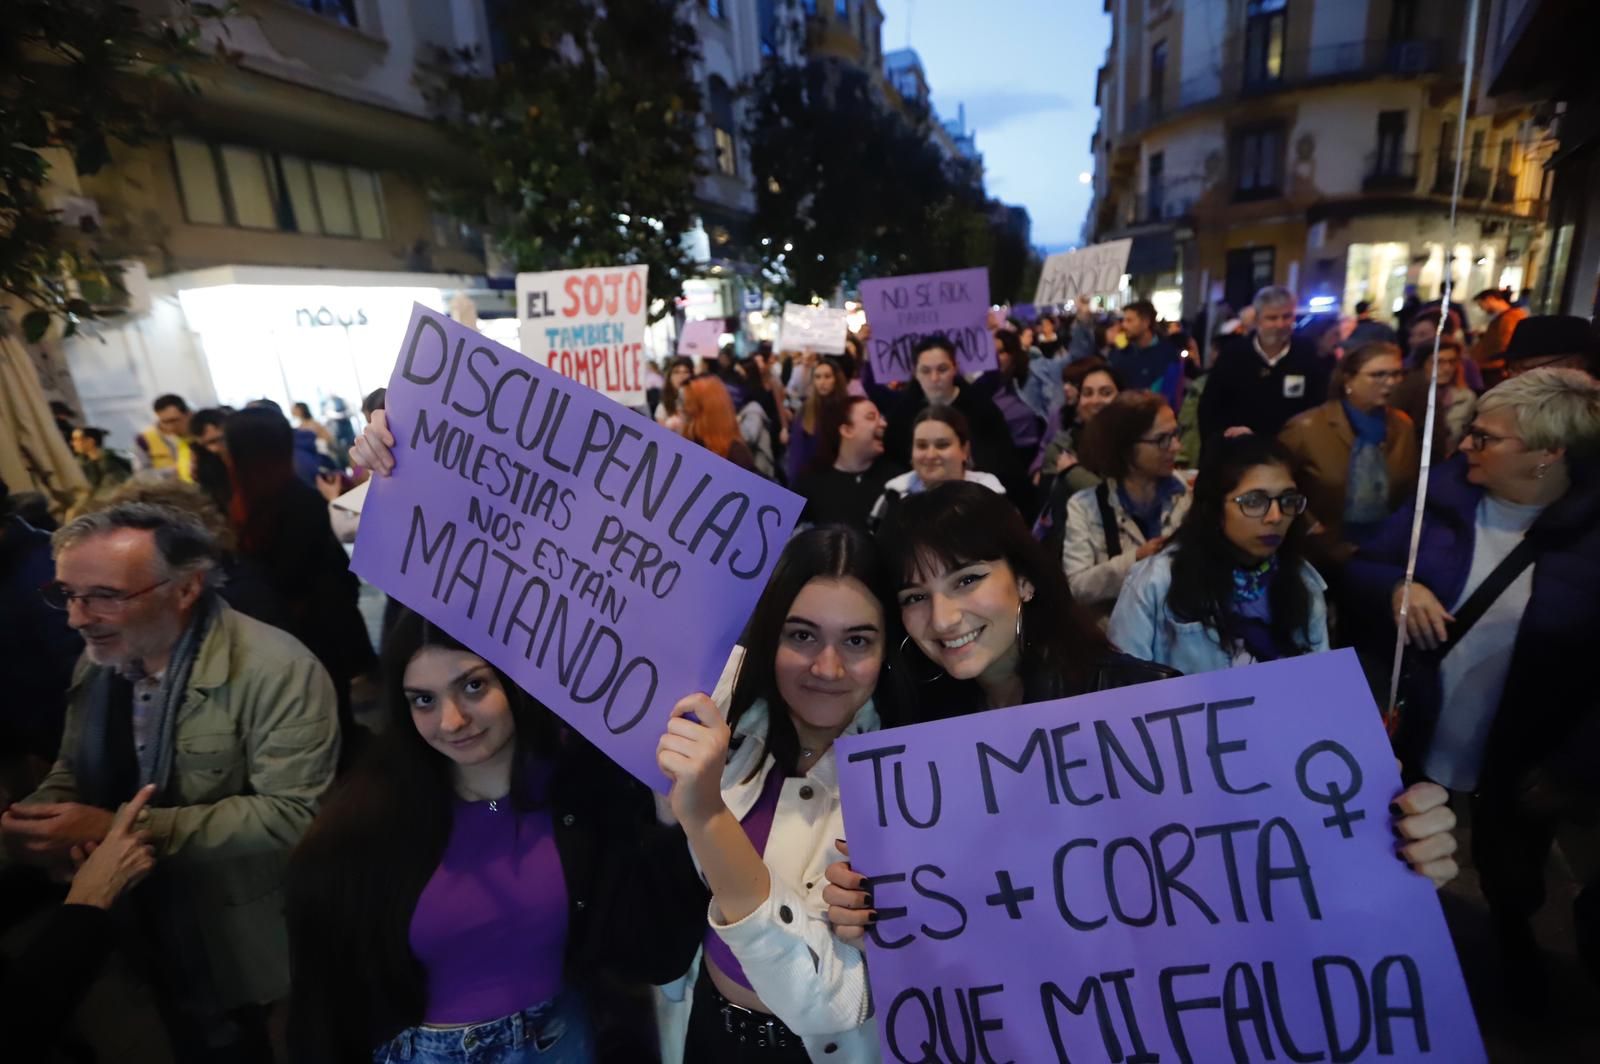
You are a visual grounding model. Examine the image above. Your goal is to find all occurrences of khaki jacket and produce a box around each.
[1278,400,1419,559]
[26,604,340,1010]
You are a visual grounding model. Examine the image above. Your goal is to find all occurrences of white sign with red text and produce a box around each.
[516,265,649,406]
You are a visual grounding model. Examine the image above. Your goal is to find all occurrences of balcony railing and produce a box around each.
[1433,160,1493,198]
[1136,175,1207,224]
[1364,151,1419,192]
[1122,38,1447,136]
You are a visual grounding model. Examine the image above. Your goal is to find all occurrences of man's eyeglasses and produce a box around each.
[1139,430,1181,449]
[1232,490,1308,518]
[1460,424,1521,451]
[42,579,169,614]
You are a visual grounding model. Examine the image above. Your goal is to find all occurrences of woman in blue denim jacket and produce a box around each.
[1109,434,1329,675]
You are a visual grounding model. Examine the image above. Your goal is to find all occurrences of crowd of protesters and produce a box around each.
[2,282,1597,1063]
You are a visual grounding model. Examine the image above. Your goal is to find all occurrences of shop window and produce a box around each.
[1244,0,1286,88]
[172,137,226,225]
[288,0,358,27]
[1232,124,1284,200]
[709,76,737,177]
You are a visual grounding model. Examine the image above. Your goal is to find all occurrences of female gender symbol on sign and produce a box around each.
[1295,739,1366,838]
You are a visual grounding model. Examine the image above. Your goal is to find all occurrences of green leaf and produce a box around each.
[22,309,52,344]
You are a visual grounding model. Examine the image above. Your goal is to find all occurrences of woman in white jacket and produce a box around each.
[654,526,904,1063]
[1109,433,1328,674]
[1061,391,1191,617]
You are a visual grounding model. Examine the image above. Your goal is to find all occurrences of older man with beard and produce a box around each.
[1,501,339,1062]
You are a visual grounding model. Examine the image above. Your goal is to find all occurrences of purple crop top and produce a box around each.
[702,766,788,992]
[408,783,569,1025]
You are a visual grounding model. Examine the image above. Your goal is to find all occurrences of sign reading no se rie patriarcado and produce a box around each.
[352,305,805,790]
[860,267,993,384]
[1035,239,1133,307]
[517,265,649,407]
[836,651,1484,1064]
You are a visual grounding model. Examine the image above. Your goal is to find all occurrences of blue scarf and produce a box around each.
[1342,400,1390,535]
[1117,477,1183,543]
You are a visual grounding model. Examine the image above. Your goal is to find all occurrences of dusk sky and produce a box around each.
[875,0,1111,252]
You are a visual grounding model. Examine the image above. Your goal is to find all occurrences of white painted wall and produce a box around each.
[1292,84,1428,196]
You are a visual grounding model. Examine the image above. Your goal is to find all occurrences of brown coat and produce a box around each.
[1469,306,1528,369]
[1278,400,1420,561]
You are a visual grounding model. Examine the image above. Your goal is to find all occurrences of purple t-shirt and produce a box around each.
[702,765,787,991]
[408,782,569,1025]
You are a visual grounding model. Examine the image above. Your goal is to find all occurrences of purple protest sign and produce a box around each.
[860,267,993,383]
[836,650,1483,1063]
[352,305,805,789]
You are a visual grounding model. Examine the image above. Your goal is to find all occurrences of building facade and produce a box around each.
[1088,0,1551,326]
[53,0,497,442]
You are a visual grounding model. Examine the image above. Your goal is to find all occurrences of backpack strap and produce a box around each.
[1435,535,1544,659]
[1095,480,1123,558]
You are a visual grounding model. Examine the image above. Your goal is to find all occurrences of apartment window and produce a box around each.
[1233,124,1285,199]
[172,137,384,238]
[1470,129,1486,167]
[172,137,226,225]
[289,0,358,28]
[703,0,725,18]
[1244,0,1287,87]
[1226,246,1277,312]
[1147,151,1165,219]
[1150,40,1168,114]
[836,0,848,18]
[709,76,737,177]
[1389,0,1418,40]
[1375,110,1407,174]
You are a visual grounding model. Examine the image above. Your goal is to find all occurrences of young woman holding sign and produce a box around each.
[1107,433,1329,674]
[653,526,905,1064]
[286,609,705,1064]
[822,481,1460,943]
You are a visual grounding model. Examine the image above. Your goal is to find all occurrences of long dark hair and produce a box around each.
[728,526,906,780]
[879,481,1110,714]
[813,395,872,473]
[1166,434,1315,656]
[286,609,559,1060]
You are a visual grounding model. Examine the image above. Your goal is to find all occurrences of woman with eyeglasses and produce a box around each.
[1278,341,1419,560]
[1109,433,1326,674]
[822,480,1461,948]
[1060,392,1190,617]
[1347,368,1600,1004]
[1393,336,1477,457]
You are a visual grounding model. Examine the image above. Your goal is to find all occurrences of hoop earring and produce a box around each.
[1014,605,1026,656]
[898,634,945,684]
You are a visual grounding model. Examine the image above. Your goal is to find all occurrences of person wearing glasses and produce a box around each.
[1108,434,1327,675]
[1393,336,1477,458]
[1347,368,1600,1006]
[1278,341,1419,562]
[0,500,340,1062]
[1060,392,1191,619]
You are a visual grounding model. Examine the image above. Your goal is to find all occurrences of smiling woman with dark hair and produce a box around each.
[288,609,705,1064]
[1109,433,1326,674]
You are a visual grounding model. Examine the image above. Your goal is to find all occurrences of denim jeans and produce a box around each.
[374,990,593,1064]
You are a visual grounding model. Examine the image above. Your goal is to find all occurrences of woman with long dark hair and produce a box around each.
[1108,434,1327,673]
[656,357,695,434]
[225,407,374,750]
[821,481,1460,939]
[653,528,903,1062]
[287,610,704,1064]
[787,356,849,482]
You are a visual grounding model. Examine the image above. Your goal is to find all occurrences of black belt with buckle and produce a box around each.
[699,967,802,1051]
